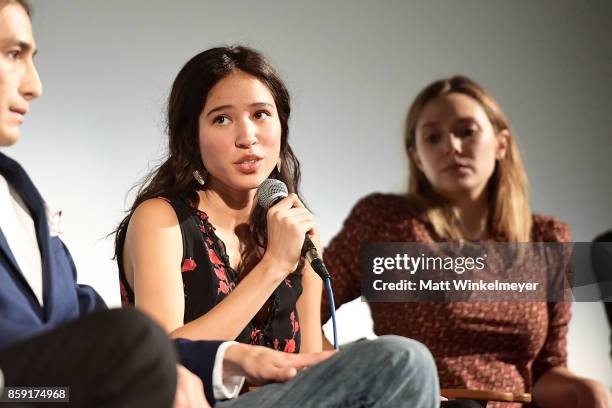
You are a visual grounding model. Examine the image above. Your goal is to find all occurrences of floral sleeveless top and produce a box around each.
[117,195,302,353]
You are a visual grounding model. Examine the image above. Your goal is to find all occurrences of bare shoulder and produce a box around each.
[122,198,183,287]
[129,197,180,231]
[125,198,182,252]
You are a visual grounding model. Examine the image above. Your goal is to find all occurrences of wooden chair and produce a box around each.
[247,387,531,406]
[441,388,532,407]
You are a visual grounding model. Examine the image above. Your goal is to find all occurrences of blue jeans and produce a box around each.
[217,335,440,407]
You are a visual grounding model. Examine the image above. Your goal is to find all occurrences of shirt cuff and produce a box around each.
[212,341,246,400]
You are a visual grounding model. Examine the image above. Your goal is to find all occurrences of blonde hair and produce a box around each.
[404,75,531,243]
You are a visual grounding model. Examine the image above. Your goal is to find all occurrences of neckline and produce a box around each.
[187,202,238,274]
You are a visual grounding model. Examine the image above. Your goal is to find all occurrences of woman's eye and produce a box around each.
[213,115,229,125]
[425,133,441,144]
[254,110,270,120]
[457,127,478,138]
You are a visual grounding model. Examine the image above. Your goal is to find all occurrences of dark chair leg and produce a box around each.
[441,399,487,408]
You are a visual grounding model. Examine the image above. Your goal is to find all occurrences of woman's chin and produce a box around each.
[230,175,270,192]
[436,181,482,200]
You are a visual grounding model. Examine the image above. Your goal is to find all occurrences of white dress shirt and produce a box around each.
[213,341,246,400]
[0,174,43,305]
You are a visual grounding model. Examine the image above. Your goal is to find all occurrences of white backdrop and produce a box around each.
[7,0,611,384]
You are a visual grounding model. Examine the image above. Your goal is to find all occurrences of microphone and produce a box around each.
[257,179,331,281]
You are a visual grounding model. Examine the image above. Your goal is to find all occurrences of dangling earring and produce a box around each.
[193,168,208,186]
[276,159,282,173]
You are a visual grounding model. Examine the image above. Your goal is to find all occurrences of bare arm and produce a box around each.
[124,198,185,333]
[321,332,335,350]
[296,264,323,353]
[172,257,289,340]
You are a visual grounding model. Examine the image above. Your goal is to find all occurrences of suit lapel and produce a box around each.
[0,228,44,318]
[0,152,52,318]
[0,227,22,277]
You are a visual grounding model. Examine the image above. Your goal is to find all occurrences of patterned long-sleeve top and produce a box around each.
[322,193,571,408]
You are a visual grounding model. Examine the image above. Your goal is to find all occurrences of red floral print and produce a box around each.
[251,327,263,344]
[290,311,299,334]
[218,280,231,295]
[283,339,296,353]
[207,247,222,266]
[181,258,197,272]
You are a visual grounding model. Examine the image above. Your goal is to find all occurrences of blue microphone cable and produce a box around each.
[300,237,339,349]
[324,276,339,350]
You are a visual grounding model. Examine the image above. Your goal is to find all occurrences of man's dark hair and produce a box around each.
[0,0,31,16]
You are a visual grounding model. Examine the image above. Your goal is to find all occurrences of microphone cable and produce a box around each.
[324,276,339,350]
[300,237,339,350]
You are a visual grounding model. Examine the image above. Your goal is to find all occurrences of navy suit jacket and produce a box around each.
[0,153,223,405]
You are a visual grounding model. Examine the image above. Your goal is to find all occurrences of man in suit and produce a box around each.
[0,1,214,405]
[0,1,440,407]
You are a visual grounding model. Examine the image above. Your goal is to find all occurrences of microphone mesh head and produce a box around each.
[257,179,288,209]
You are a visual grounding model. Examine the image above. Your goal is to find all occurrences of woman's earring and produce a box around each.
[193,168,208,186]
[276,160,282,173]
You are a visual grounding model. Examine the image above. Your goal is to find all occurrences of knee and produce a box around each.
[341,336,439,404]
[369,335,437,375]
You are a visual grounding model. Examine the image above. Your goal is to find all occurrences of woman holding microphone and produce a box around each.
[115,46,322,353]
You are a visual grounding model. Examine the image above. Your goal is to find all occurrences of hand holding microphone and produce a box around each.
[262,192,317,276]
[257,179,329,281]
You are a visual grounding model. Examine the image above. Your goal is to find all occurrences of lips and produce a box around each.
[443,163,472,173]
[8,107,26,124]
[234,154,263,174]
[10,107,27,115]
[10,105,27,118]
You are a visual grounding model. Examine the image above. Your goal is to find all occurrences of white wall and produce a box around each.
[8,0,611,384]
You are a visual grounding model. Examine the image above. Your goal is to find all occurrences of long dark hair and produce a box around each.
[115,46,303,272]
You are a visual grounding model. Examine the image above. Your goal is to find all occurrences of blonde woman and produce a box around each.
[323,76,611,408]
